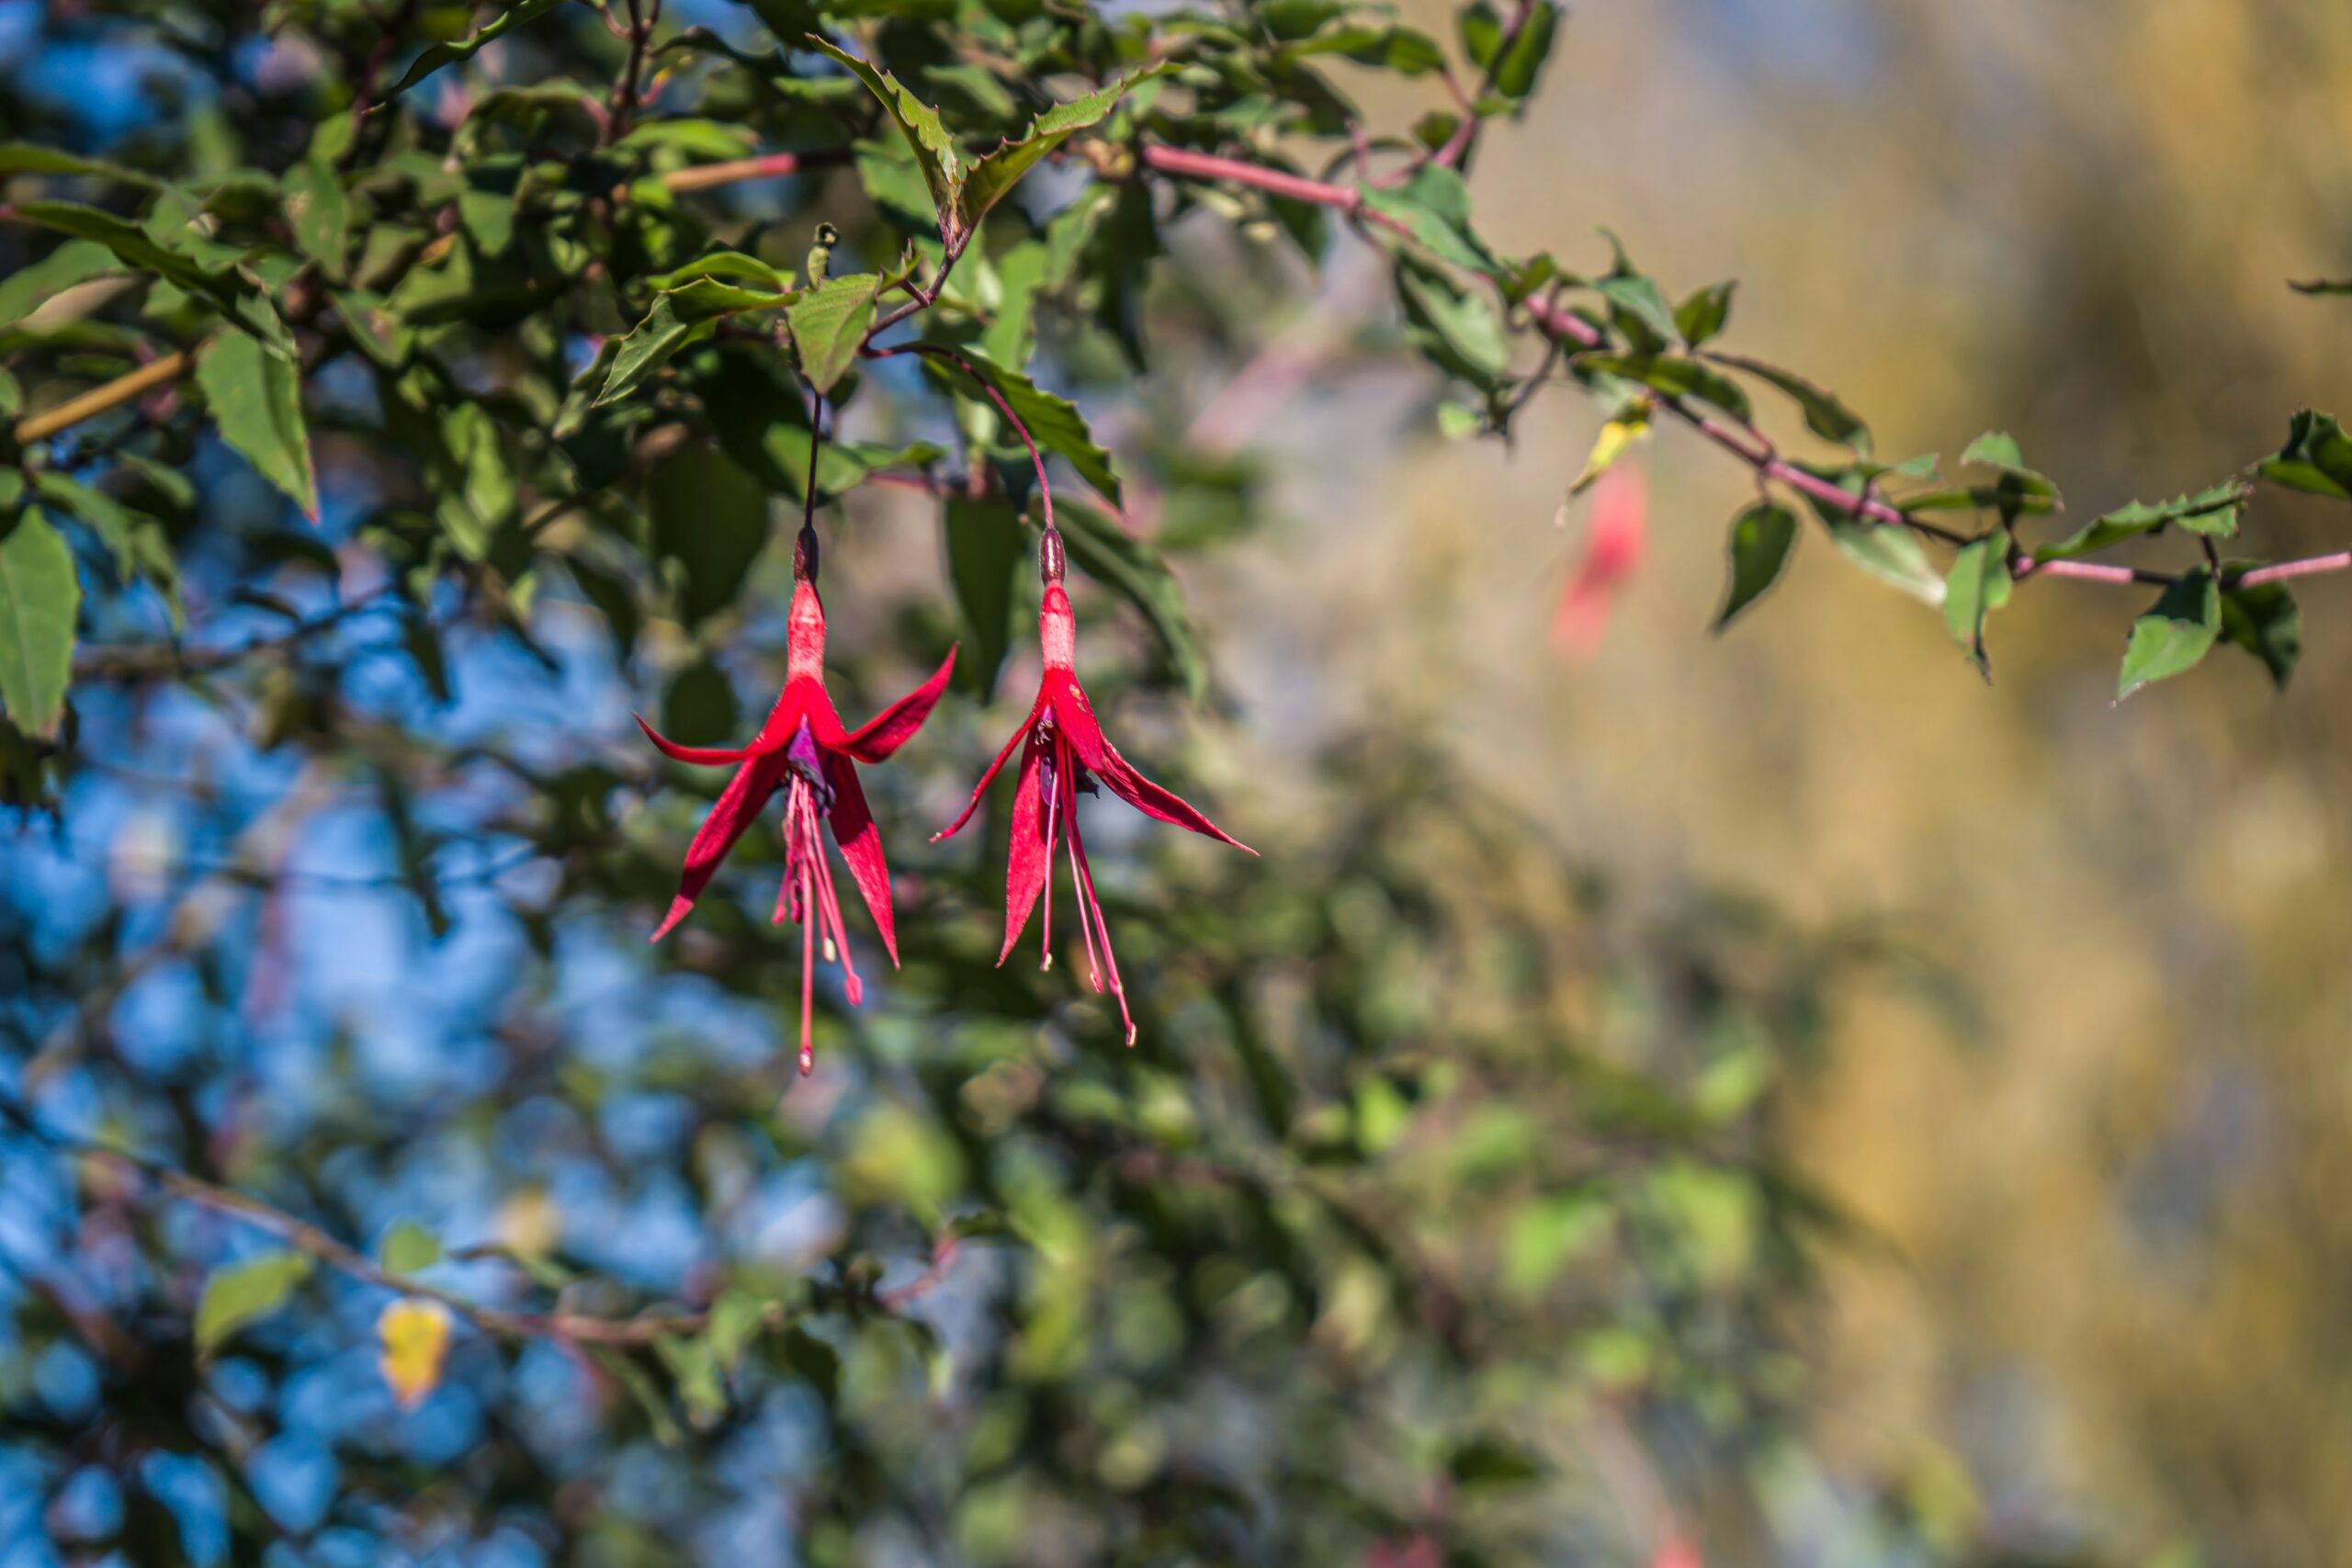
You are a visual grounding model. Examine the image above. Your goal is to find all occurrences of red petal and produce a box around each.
[650,752,785,940]
[1051,684,1253,853]
[822,750,898,965]
[1551,465,1647,662]
[635,714,750,768]
[842,646,957,763]
[998,739,1049,964]
[933,688,1047,842]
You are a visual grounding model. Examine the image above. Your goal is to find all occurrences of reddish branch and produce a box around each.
[1136,141,2348,593]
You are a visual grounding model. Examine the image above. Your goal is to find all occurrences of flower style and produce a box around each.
[935,528,1252,1044]
[638,540,955,1073]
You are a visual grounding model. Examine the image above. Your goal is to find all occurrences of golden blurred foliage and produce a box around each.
[1198,2,2352,1561]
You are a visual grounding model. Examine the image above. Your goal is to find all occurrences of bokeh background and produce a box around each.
[4,0,2351,1564]
[1294,1,2352,1560]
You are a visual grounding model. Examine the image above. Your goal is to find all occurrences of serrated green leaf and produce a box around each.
[810,38,966,242]
[1592,272,1679,349]
[386,0,573,101]
[1396,260,1510,389]
[1942,531,2013,678]
[2256,409,2352,501]
[945,495,1023,701]
[0,510,80,739]
[923,346,1123,508]
[597,279,794,407]
[2117,569,2221,701]
[1360,164,1498,275]
[2219,577,2301,691]
[1057,499,1206,700]
[194,1249,314,1356]
[1710,352,1871,454]
[2033,481,2247,562]
[958,65,1176,239]
[8,199,245,310]
[1714,502,1796,632]
[786,271,880,395]
[196,331,319,520]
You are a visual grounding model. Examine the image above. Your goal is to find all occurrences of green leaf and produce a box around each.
[379,1221,443,1276]
[1396,261,1510,389]
[2290,277,2352,296]
[648,443,770,627]
[1714,502,1797,632]
[1458,0,1503,69]
[1674,281,1735,347]
[195,332,319,520]
[284,160,350,280]
[1574,353,1751,423]
[1960,430,2060,517]
[2032,481,2247,562]
[2256,409,2352,501]
[923,347,1124,509]
[1709,352,1871,454]
[786,272,880,395]
[957,66,1175,240]
[1057,500,1207,701]
[0,241,120,328]
[1491,0,1560,97]
[1942,530,2013,678]
[1827,521,1945,605]
[586,1345,683,1447]
[597,279,794,407]
[945,495,1023,701]
[2219,577,2301,691]
[0,142,161,188]
[0,511,80,739]
[1359,164,1498,275]
[2117,568,2222,701]
[809,38,966,242]
[1450,1435,1544,1490]
[652,1334,728,1429]
[661,658,741,746]
[1591,273,1679,349]
[194,1249,315,1356]
[386,0,573,101]
[8,200,244,310]
[707,1288,769,1372]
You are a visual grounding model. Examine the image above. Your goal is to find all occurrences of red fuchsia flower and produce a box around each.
[1552,463,1648,660]
[934,528,1252,1044]
[637,536,955,1074]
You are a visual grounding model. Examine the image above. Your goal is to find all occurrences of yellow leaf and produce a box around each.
[495,1186,560,1258]
[1567,411,1651,503]
[378,1298,452,1410]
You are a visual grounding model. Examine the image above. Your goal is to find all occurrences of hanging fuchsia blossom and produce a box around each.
[935,528,1252,1044]
[638,537,955,1072]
